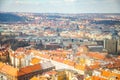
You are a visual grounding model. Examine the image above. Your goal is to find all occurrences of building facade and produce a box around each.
[104,39,120,55]
[0,61,55,80]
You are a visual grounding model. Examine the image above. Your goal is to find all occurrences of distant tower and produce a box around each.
[56,28,61,36]
[117,39,120,55]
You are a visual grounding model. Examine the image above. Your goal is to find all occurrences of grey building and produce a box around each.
[104,39,120,55]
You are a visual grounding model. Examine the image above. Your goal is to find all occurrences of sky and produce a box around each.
[0,0,120,13]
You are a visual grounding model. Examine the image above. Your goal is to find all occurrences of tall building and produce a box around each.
[104,39,120,55]
[117,39,120,54]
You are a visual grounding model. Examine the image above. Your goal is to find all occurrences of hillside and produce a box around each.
[0,13,26,23]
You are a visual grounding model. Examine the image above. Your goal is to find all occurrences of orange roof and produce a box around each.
[76,52,82,56]
[52,57,64,63]
[31,64,41,71]
[43,54,50,59]
[93,61,100,65]
[18,64,41,76]
[0,62,18,76]
[30,76,39,80]
[88,64,100,70]
[45,70,57,75]
[0,52,2,56]
[86,61,101,70]
[74,64,86,70]
[31,58,40,65]
[0,62,4,69]
[88,52,105,60]
[111,72,120,79]
[85,76,92,80]
[118,56,120,59]
[39,54,50,59]
[63,60,75,66]
[91,76,107,80]
[101,70,111,77]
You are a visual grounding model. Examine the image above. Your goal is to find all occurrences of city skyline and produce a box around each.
[0,0,120,13]
[0,3,120,79]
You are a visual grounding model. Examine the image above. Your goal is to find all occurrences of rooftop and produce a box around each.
[30,57,41,65]
[0,62,42,77]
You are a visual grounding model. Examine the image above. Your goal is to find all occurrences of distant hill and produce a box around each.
[0,13,26,23]
[91,20,120,25]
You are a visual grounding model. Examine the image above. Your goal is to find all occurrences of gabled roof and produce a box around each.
[18,64,41,76]
[0,62,42,77]
[0,62,18,76]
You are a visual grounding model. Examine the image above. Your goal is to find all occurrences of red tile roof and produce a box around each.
[18,64,41,76]
[0,62,42,77]
[45,70,57,75]
[0,62,18,76]
[88,52,105,60]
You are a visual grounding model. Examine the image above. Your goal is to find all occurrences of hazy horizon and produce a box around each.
[0,0,120,13]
